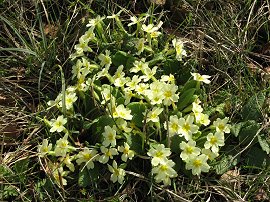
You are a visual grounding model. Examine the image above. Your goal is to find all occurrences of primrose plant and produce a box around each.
[39,12,231,187]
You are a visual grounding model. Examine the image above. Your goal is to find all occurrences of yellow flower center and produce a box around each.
[104,56,111,64]
[123,148,129,154]
[60,141,68,148]
[218,124,225,131]
[55,121,62,128]
[193,159,202,168]
[210,136,217,145]
[198,75,203,81]
[119,111,126,117]
[176,47,183,55]
[164,91,172,98]
[183,123,190,132]
[171,123,179,131]
[106,150,112,157]
[66,97,73,104]
[108,133,114,140]
[155,151,163,157]
[186,147,193,154]
[114,168,120,176]
[42,147,48,152]
[150,113,157,119]
[160,165,168,172]
[83,153,92,160]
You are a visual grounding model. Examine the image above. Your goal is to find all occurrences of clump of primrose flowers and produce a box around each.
[38,11,231,188]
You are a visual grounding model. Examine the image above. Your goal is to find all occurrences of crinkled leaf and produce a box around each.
[124,133,144,154]
[127,102,147,128]
[90,115,115,143]
[14,159,29,174]
[3,185,19,198]
[148,52,164,67]
[162,59,180,75]
[245,146,270,167]
[214,155,238,175]
[177,88,196,111]
[181,80,198,92]
[215,103,226,117]
[78,166,99,187]
[230,122,245,137]
[258,134,270,154]
[170,135,185,154]
[242,92,265,121]
[126,56,136,69]
[14,159,29,183]
[238,120,260,145]
[112,51,129,67]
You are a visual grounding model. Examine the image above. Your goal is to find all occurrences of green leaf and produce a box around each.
[214,155,238,175]
[177,88,196,111]
[127,102,147,128]
[181,80,197,92]
[171,156,185,174]
[215,103,226,117]
[112,51,129,67]
[95,115,115,131]
[78,168,90,187]
[83,119,99,130]
[13,159,29,183]
[230,122,245,137]
[90,115,115,143]
[170,135,185,154]
[258,134,270,154]
[3,185,19,199]
[245,146,270,167]
[148,52,164,67]
[126,56,136,69]
[238,120,260,145]
[242,92,265,121]
[162,59,190,83]
[78,166,99,187]
[14,159,29,174]
[124,133,144,154]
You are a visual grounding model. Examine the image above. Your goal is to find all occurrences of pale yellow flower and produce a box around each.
[191,72,211,84]
[152,159,177,186]
[144,107,163,123]
[108,160,126,184]
[60,154,75,172]
[178,115,199,141]
[118,143,135,162]
[49,115,67,133]
[76,148,98,169]
[113,104,133,120]
[54,133,70,157]
[37,139,52,157]
[136,38,145,55]
[98,50,112,68]
[185,154,210,175]
[204,132,225,153]
[147,144,171,166]
[213,117,230,134]
[180,140,201,161]
[172,38,187,61]
[99,146,118,164]
[102,125,117,147]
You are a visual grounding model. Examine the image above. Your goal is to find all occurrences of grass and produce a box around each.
[0,0,270,201]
